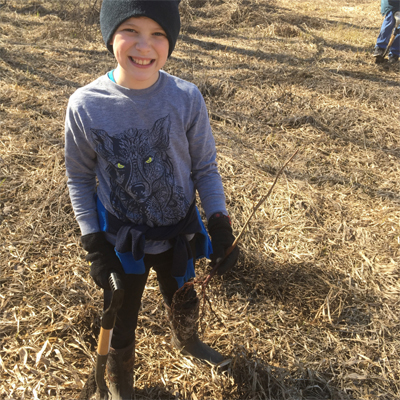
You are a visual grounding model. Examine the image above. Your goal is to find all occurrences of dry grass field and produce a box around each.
[1,0,400,399]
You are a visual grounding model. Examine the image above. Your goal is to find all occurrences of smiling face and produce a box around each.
[110,16,169,90]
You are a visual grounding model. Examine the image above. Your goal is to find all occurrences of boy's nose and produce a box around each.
[135,35,151,52]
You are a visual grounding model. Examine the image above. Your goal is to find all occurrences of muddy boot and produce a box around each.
[373,47,385,63]
[106,342,135,400]
[167,283,224,365]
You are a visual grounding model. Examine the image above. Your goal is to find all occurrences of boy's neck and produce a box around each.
[113,66,160,90]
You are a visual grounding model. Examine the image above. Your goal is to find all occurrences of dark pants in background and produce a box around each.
[375,11,400,56]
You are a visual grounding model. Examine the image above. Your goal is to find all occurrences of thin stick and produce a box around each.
[202,148,299,288]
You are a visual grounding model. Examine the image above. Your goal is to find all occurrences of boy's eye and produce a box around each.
[145,156,153,164]
[153,32,166,37]
[117,163,125,169]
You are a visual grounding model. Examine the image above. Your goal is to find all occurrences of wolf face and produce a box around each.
[91,115,189,226]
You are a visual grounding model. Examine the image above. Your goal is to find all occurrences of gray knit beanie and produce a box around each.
[100,0,181,57]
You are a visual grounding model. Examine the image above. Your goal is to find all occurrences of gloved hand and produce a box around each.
[207,212,239,275]
[81,232,125,290]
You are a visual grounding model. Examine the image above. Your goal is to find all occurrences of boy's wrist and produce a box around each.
[208,212,231,225]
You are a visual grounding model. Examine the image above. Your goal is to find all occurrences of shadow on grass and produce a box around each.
[120,356,350,400]
[0,47,81,89]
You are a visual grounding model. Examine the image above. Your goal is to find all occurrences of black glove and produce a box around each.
[207,212,239,275]
[81,232,125,290]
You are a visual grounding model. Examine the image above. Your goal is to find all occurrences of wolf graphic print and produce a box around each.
[91,115,190,226]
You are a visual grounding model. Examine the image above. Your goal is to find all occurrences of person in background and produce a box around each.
[373,0,400,63]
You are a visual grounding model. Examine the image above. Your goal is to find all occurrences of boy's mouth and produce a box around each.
[129,57,154,66]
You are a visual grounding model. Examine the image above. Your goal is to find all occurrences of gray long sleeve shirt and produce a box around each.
[65,70,227,253]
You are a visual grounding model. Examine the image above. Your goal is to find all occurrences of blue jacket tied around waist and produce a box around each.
[96,198,212,288]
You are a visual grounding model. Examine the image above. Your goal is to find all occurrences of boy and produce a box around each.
[65,1,239,398]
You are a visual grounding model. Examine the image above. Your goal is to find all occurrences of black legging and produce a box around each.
[104,237,196,349]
